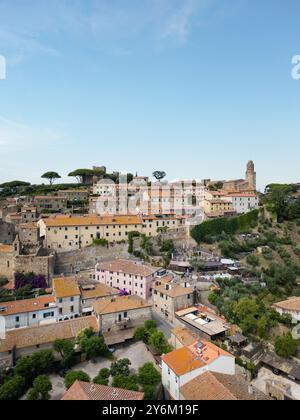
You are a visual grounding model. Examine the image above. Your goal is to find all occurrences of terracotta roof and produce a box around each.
[93,295,151,316]
[181,371,269,400]
[19,222,38,229]
[0,295,56,316]
[0,244,13,254]
[53,277,80,299]
[98,259,158,277]
[171,327,198,347]
[61,381,144,401]
[180,372,237,400]
[188,340,233,365]
[226,193,257,198]
[162,340,234,377]
[58,190,89,193]
[273,297,300,312]
[153,283,194,298]
[41,214,142,227]
[162,346,205,376]
[35,196,66,200]
[80,283,119,300]
[206,199,232,205]
[0,316,99,352]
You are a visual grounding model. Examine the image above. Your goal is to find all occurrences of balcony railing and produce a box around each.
[116,318,132,326]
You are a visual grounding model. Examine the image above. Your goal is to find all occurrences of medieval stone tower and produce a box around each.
[246,160,256,191]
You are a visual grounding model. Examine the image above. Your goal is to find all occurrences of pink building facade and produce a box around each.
[95,260,160,300]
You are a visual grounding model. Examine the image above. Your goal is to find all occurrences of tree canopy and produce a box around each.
[153,171,166,181]
[41,172,61,185]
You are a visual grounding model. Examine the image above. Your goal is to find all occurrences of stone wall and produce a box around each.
[151,227,197,250]
[0,252,14,278]
[55,243,129,276]
[0,220,15,244]
[14,253,55,285]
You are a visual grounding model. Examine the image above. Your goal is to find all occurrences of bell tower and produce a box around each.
[246,161,256,191]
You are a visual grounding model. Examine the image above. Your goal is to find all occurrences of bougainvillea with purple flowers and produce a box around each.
[14,272,47,290]
[118,289,129,296]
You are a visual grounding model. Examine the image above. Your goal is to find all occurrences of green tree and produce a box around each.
[110,359,131,377]
[0,376,25,401]
[68,169,94,184]
[144,320,157,330]
[27,388,40,401]
[138,363,161,387]
[14,356,35,387]
[53,339,75,368]
[148,331,172,355]
[93,368,110,386]
[134,326,149,343]
[246,254,260,267]
[32,375,52,400]
[153,171,166,182]
[31,350,55,376]
[80,335,109,361]
[208,292,218,306]
[142,384,156,400]
[257,316,268,339]
[64,371,90,390]
[112,374,139,391]
[233,298,260,335]
[41,171,61,185]
[275,332,297,358]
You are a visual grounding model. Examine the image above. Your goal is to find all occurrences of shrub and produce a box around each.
[64,371,90,390]
[93,238,108,247]
[110,359,131,377]
[0,376,25,400]
[142,384,156,400]
[275,333,297,358]
[93,368,110,386]
[148,331,172,355]
[31,375,52,400]
[138,363,161,387]
[112,374,139,391]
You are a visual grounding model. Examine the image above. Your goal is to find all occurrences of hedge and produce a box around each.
[191,210,259,244]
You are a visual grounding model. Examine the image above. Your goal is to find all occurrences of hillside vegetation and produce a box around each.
[196,183,300,357]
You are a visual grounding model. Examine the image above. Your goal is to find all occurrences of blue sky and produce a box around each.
[0,0,299,191]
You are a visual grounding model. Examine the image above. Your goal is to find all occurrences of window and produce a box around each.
[32,314,36,319]
[43,312,54,319]
[70,306,74,312]
[15,316,20,323]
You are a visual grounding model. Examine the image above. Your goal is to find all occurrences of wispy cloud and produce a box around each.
[0,0,216,62]
[159,0,212,45]
[0,116,68,153]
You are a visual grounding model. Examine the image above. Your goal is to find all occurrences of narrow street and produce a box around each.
[152,310,175,339]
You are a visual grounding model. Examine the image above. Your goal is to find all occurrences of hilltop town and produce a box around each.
[0,161,300,401]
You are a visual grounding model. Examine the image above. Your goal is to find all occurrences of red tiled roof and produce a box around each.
[61,381,144,401]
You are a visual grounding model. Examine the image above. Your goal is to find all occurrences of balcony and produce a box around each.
[116,317,132,327]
